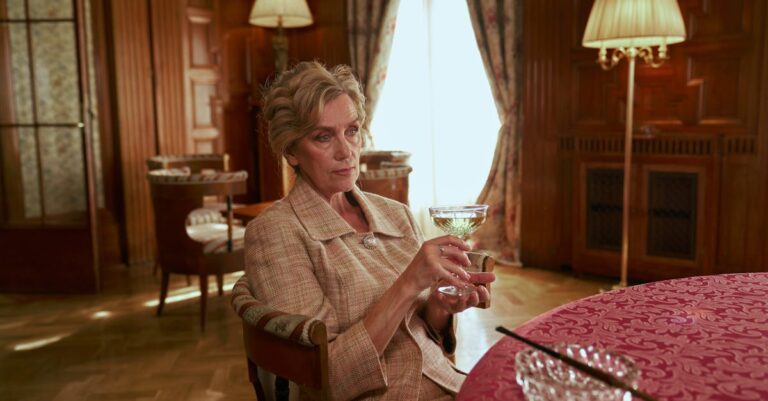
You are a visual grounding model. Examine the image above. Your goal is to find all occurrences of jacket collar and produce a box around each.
[288,175,405,241]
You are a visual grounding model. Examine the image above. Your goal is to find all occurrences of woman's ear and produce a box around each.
[284,151,299,167]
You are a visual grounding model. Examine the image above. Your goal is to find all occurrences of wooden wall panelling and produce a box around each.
[520,0,567,268]
[290,0,350,67]
[218,0,271,202]
[151,0,187,155]
[109,0,157,264]
[760,2,768,272]
[712,0,766,273]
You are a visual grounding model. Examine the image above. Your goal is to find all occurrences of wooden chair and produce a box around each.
[232,276,330,401]
[359,150,411,170]
[146,154,241,277]
[358,150,413,204]
[467,252,495,309]
[358,165,413,205]
[147,168,248,330]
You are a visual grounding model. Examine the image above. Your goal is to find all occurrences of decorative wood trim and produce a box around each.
[561,134,760,158]
[724,135,757,156]
[110,0,157,264]
[560,134,730,157]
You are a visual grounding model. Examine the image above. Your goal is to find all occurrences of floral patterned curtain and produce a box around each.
[346,0,400,142]
[466,0,523,264]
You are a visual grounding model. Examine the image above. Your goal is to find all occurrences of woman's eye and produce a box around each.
[346,126,359,136]
[315,133,331,142]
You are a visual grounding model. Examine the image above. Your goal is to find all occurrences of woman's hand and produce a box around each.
[422,271,496,334]
[398,235,473,297]
[429,271,495,313]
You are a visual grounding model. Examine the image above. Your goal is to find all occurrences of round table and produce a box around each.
[457,273,768,401]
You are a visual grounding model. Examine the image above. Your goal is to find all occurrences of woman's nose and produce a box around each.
[334,136,352,160]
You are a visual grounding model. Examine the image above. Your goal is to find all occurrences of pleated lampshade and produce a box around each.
[582,0,686,49]
[249,0,313,28]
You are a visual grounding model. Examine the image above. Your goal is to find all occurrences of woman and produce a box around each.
[245,61,495,401]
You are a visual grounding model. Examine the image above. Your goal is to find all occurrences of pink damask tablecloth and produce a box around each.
[458,273,768,401]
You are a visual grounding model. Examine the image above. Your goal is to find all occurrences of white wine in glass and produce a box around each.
[428,204,488,296]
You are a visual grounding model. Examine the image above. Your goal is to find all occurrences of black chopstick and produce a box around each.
[495,326,660,401]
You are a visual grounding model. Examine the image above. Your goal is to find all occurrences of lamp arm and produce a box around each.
[597,47,627,71]
[638,45,669,68]
[598,45,671,70]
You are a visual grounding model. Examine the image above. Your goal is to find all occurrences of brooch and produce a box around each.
[362,233,378,249]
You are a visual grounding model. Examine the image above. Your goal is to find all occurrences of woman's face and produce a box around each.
[286,94,362,201]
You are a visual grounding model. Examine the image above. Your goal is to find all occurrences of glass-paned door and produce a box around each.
[0,0,101,292]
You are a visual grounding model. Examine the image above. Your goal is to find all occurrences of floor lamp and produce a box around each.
[582,0,686,288]
[249,0,313,195]
[249,0,313,73]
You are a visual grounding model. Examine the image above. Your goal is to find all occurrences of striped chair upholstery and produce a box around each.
[146,153,229,173]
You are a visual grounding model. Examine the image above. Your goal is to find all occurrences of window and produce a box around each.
[370,0,500,237]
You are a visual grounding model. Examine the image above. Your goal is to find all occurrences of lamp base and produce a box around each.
[612,281,628,290]
[271,29,288,73]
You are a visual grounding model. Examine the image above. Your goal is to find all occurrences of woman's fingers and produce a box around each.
[438,244,471,267]
[468,272,496,284]
[475,284,490,304]
[429,248,471,286]
[434,235,471,251]
[432,282,488,313]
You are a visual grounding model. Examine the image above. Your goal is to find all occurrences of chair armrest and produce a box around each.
[231,276,329,395]
[466,252,495,309]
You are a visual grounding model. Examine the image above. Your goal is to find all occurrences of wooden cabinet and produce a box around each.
[571,135,720,282]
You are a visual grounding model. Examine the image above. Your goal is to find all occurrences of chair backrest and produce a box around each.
[147,153,229,173]
[232,276,330,401]
[147,169,247,270]
[359,150,411,170]
[358,165,413,205]
[467,252,495,309]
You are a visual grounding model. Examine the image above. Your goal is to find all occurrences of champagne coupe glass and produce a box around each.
[428,204,488,296]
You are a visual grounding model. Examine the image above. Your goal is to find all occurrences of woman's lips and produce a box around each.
[333,167,356,176]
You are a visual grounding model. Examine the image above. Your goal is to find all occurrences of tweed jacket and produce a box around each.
[245,176,465,401]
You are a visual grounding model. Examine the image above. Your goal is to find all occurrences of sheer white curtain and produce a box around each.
[370,0,500,238]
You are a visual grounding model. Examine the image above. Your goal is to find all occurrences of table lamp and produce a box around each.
[249,0,313,73]
[582,0,686,288]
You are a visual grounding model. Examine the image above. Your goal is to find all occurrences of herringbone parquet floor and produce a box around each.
[0,263,612,401]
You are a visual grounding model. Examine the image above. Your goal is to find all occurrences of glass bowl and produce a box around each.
[515,344,638,401]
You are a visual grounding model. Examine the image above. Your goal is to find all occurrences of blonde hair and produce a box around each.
[262,61,367,160]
